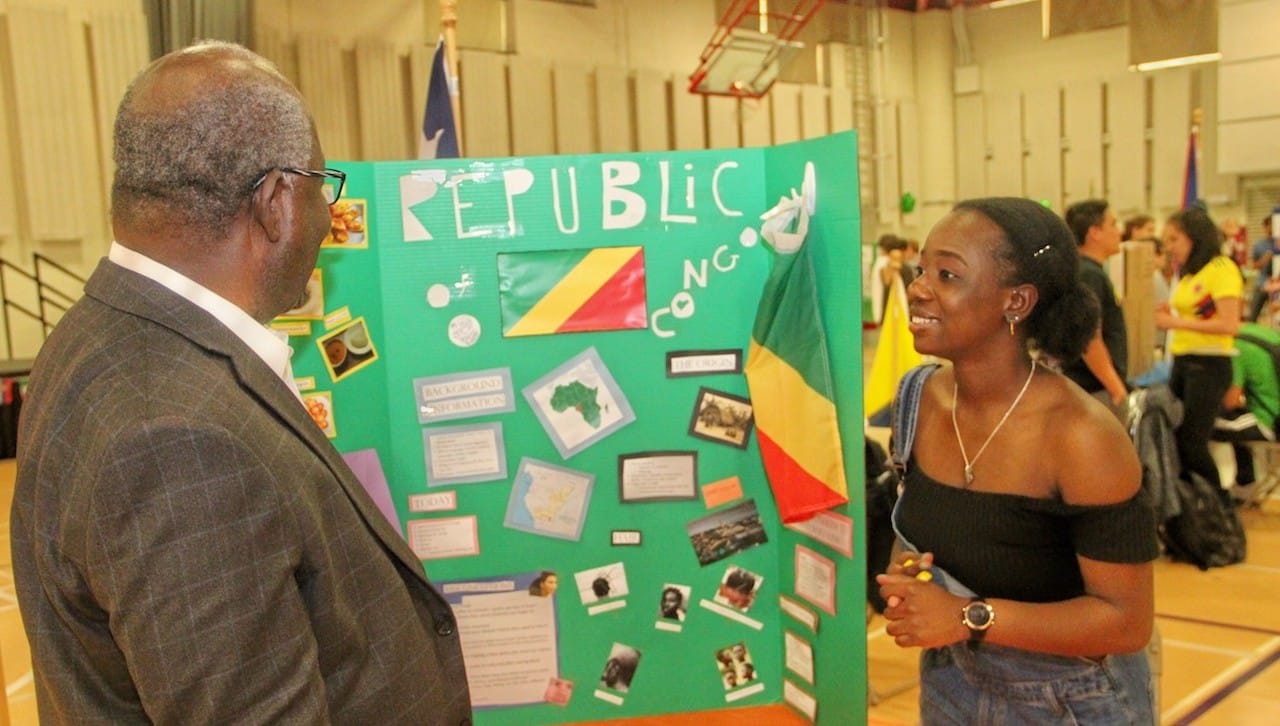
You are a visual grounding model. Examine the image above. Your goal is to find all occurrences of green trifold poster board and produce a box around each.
[278,131,866,724]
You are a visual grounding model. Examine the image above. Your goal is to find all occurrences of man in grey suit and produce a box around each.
[10,41,472,724]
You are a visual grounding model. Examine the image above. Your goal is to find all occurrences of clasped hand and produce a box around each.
[875,551,969,649]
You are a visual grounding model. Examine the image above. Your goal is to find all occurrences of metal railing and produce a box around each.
[0,252,86,361]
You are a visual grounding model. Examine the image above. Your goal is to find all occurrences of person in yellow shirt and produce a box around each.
[1156,207,1244,494]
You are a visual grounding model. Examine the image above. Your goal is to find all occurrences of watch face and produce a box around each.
[964,602,993,629]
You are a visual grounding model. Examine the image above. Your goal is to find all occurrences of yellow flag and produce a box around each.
[864,275,922,417]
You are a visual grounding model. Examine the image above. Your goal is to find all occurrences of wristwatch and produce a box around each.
[961,598,995,644]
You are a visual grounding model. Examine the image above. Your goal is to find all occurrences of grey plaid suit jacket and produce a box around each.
[11,260,472,724]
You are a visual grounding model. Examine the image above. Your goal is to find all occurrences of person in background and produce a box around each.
[1063,199,1129,416]
[1156,207,1244,498]
[878,197,1156,723]
[1213,321,1280,504]
[1247,215,1276,321]
[870,234,908,324]
[9,41,471,723]
[1151,238,1174,355]
[1123,214,1157,244]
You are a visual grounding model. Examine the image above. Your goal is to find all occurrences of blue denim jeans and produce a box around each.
[919,642,1154,725]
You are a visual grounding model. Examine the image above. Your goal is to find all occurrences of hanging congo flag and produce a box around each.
[744,191,848,523]
[498,246,647,337]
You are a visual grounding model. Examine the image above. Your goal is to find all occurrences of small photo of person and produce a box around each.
[714,641,757,690]
[657,583,691,621]
[528,570,558,597]
[598,643,641,694]
[714,565,762,613]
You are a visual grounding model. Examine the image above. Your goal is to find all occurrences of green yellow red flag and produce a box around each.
[744,229,849,523]
[498,246,647,337]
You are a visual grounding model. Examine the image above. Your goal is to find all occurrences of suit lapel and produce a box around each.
[85,261,433,586]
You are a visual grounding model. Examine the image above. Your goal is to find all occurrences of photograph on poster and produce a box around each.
[714,641,758,690]
[714,565,763,613]
[686,498,768,566]
[523,347,636,458]
[528,570,559,597]
[437,572,561,708]
[317,317,378,382]
[688,387,754,449]
[278,268,325,320]
[618,451,697,502]
[665,348,743,377]
[414,367,515,424]
[544,676,574,706]
[503,458,594,541]
[657,583,691,622]
[321,198,368,247]
[423,422,507,487]
[574,562,630,605]
[302,391,336,438]
[598,642,642,693]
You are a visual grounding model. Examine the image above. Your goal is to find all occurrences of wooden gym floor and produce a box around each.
[4,465,1280,724]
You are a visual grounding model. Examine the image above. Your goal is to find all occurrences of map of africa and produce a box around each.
[549,380,602,427]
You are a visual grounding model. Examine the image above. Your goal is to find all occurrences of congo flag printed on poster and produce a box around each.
[498,246,648,337]
[744,238,848,523]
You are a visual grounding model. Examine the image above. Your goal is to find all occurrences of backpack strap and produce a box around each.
[889,363,941,475]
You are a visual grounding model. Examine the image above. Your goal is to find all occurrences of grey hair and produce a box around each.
[111,40,313,234]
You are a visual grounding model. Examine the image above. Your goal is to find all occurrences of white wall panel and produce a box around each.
[706,96,739,150]
[595,65,633,153]
[459,50,511,158]
[1219,58,1280,122]
[740,97,771,148]
[984,92,1022,197]
[298,37,357,160]
[256,26,298,87]
[1023,86,1062,211]
[876,101,899,225]
[554,62,595,155]
[355,40,408,160]
[1104,73,1145,214]
[633,70,669,152]
[87,10,149,212]
[1220,118,1280,175]
[1150,69,1192,215]
[770,83,802,145]
[1062,80,1103,207]
[6,4,93,241]
[954,94,986,203]
[1219,0,1277,62]
[509,56,555,157]
[898,100,921,229]
[800,85,829,140]
[671,79,705,151]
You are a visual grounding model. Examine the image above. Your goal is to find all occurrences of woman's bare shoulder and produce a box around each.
[1042,374,1141,505]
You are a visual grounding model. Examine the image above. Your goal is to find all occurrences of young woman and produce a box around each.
[877,198,1157,723]
[1155,208,1243,494]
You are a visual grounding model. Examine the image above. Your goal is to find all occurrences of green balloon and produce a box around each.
[1039,199,1052,208]
[900,192,917,213]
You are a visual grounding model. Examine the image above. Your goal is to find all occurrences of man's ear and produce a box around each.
[1006,283,1039,321]
[251,169,289,243]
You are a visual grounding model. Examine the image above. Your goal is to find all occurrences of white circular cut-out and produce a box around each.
[740,227,759,248]
[671,291,696,319]
[427,283,451,308]
[449,314,481,348]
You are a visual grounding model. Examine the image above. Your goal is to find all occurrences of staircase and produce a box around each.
[0,253,86,376]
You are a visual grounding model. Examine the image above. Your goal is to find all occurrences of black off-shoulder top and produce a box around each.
[895,456,1159,603]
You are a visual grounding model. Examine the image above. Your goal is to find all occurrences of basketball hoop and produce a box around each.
[688,0,827,99]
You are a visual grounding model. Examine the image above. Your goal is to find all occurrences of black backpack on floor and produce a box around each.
[1160,471,1246,570]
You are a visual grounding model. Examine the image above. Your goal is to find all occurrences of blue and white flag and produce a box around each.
[419,36,459,160]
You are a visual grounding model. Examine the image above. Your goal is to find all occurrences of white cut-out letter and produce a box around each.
[659,161,696,224]
[712,161,743,217]
[602,161,645,230]
[551,167,581,234]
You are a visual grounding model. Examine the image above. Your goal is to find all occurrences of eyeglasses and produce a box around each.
[253,167,346,205]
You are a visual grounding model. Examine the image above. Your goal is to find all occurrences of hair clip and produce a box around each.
[1033,244,1052,258]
